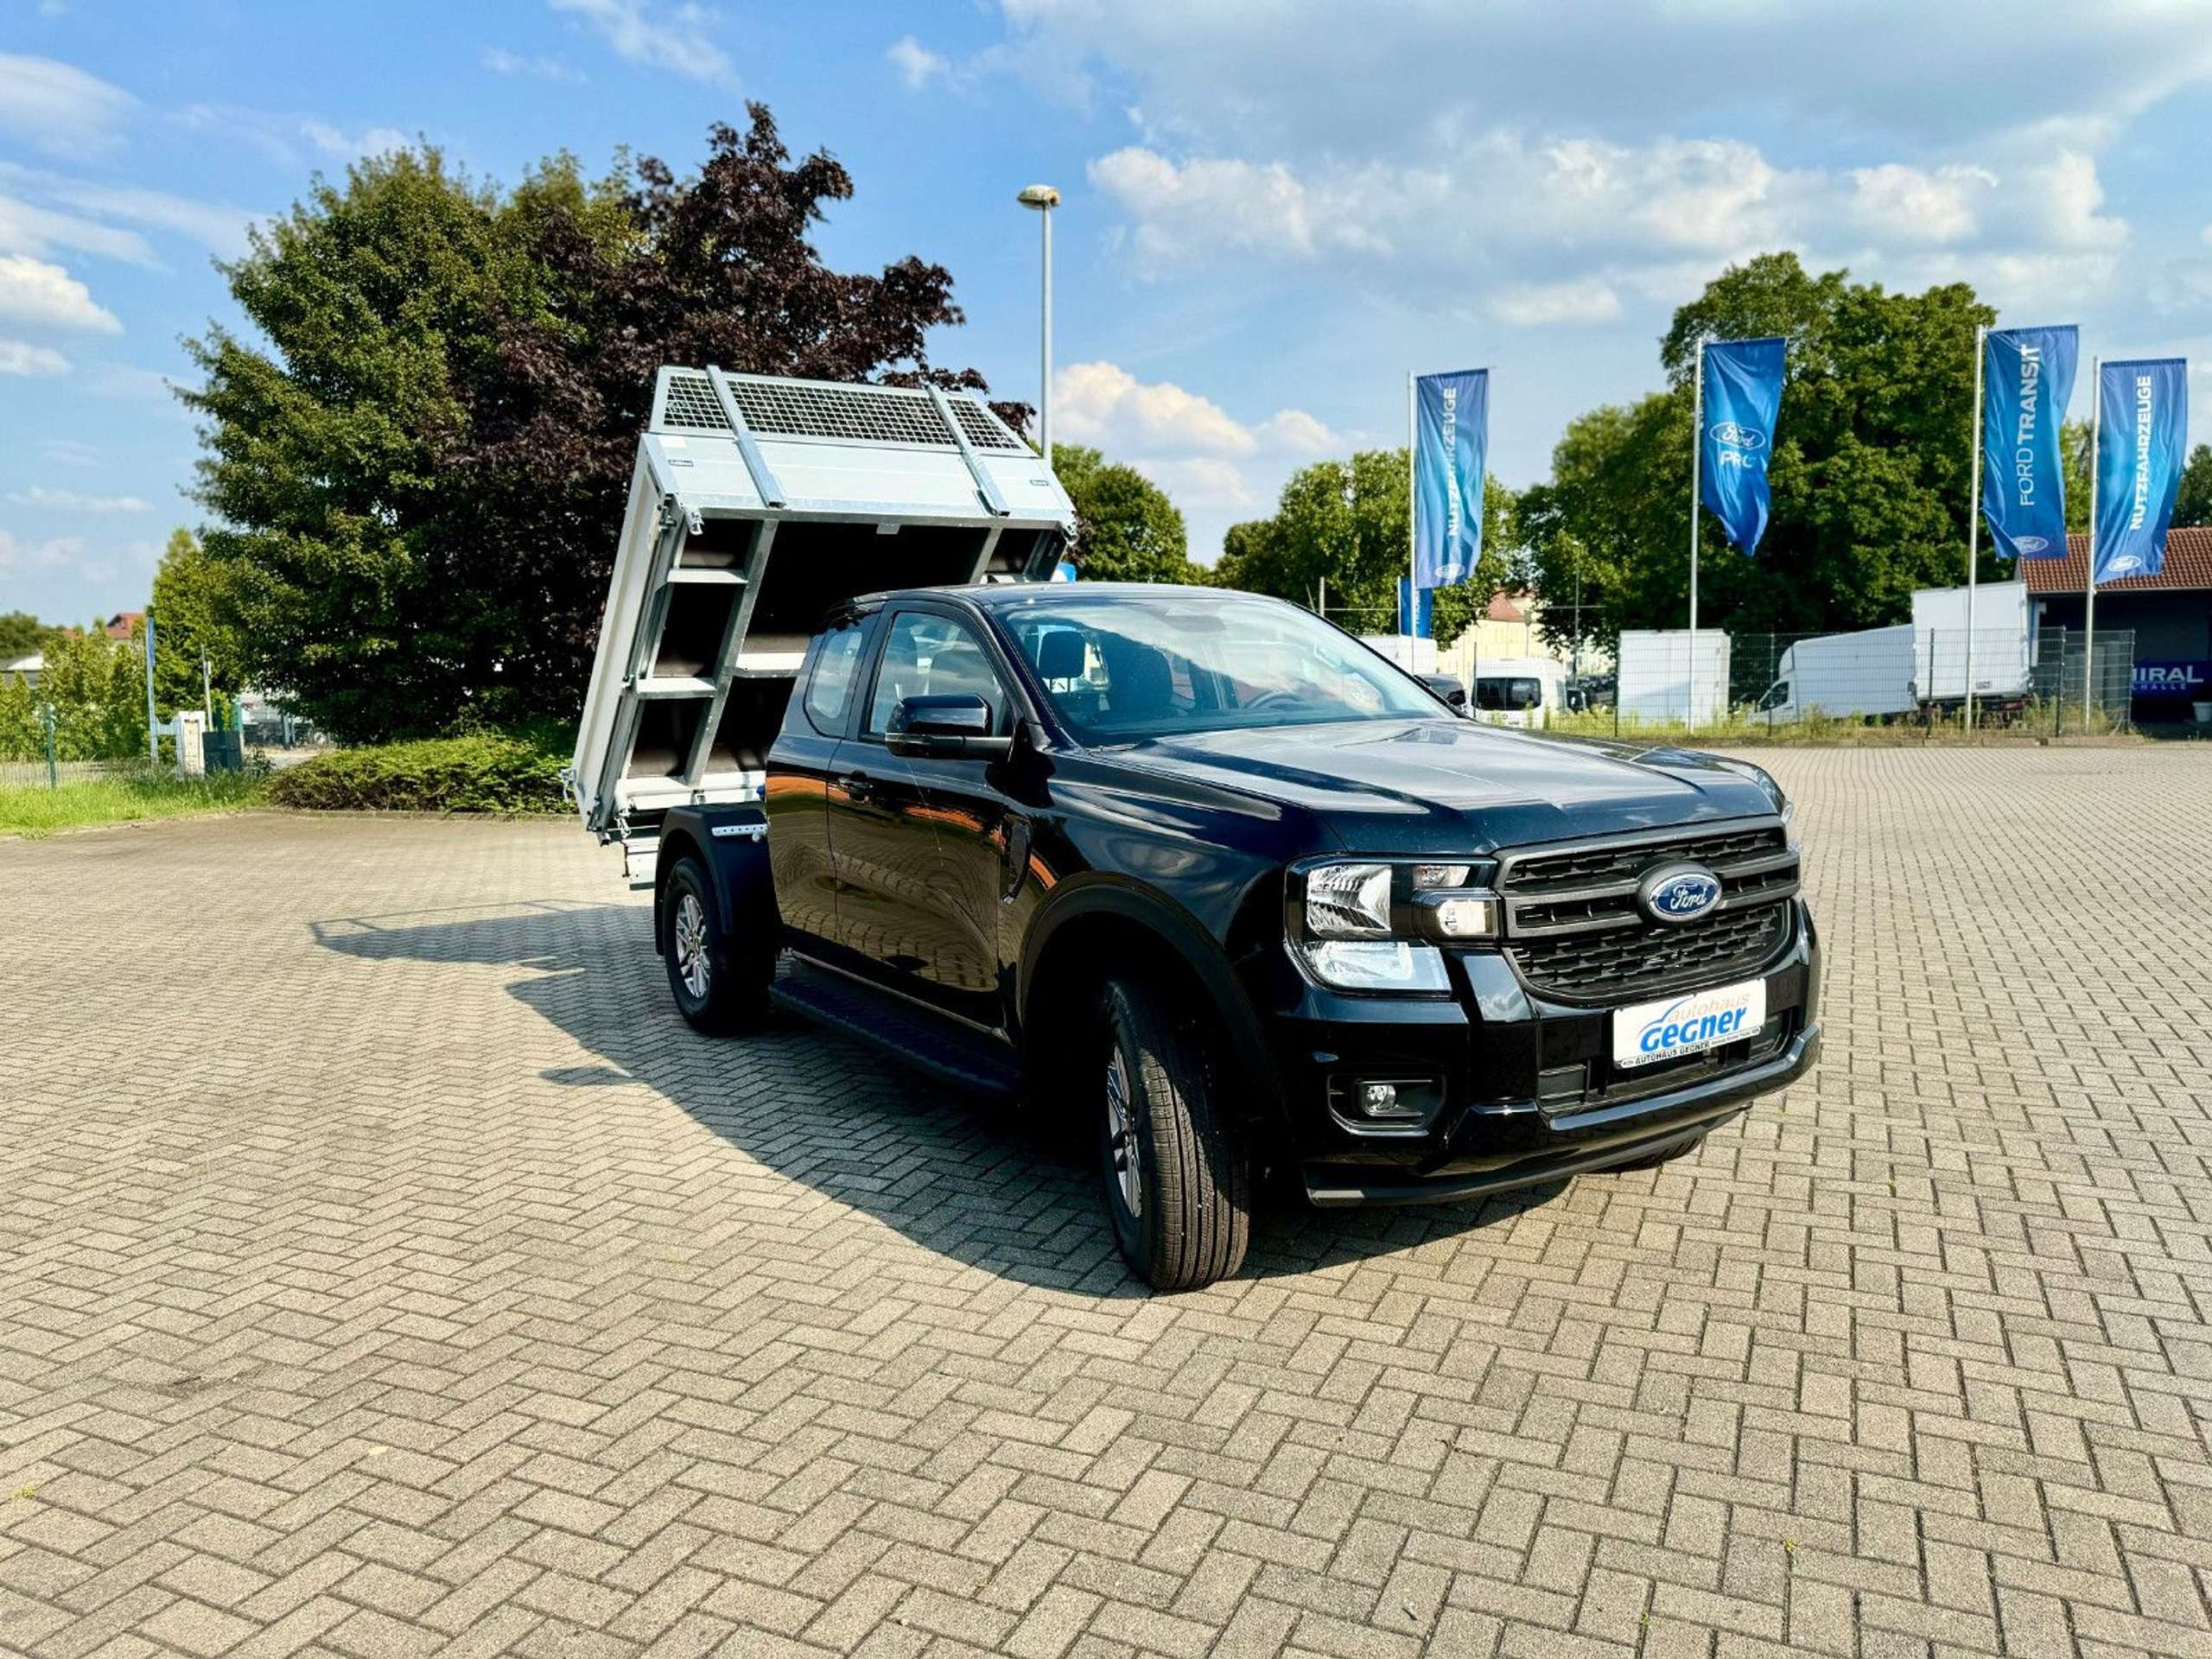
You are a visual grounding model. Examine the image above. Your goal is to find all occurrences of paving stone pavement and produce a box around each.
[3,747,2211,1659]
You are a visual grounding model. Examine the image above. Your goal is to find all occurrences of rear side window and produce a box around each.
[1476,677,1542,711]
[804,620,868,734]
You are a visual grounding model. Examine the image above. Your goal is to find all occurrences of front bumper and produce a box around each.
[1251,898,1821,1206]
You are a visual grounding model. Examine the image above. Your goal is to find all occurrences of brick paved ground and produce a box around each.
[3,747,2210,1659]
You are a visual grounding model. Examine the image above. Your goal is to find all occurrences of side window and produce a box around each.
[803,619,868,735]
[867,612,1008,736]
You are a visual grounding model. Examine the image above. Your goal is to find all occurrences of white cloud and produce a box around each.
[1057,359,1260,455]
[0,530,83,572]
[1847,163,1995,245]
[2031,150,2125,248]
[982,2,2212,158]
[302,121,411,162]
[0,254,118,333]
[549,0,734,85]
[0,338,67,376]
[1058,360,1343,457]
[0,162,253,262]
[7,486,147,512]
[1053,360,1341,518]
[40,439,96,466]
[483,48,586,82]
[1088,149,1406,268]
[888,36,951,90]
[1491,278,1625,327]
[0,193,152,266]
[0,55,132,157]
[1128,455,1257,511]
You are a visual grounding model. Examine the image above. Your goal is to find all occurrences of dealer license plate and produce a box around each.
[1611,978,1767,1070]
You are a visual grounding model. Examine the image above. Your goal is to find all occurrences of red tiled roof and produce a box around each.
[104,611,143,638]
[2019,527,2212,594]
[1484,589,1528,622]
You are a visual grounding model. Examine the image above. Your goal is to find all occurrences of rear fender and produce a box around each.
[655,804,776,955]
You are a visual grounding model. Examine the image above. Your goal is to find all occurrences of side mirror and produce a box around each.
[886,693,1014,758]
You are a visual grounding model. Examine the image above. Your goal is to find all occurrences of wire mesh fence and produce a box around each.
[1540,627,2138,739]
[0,757,141,790]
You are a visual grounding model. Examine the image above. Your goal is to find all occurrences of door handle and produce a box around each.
[836,772,874,804]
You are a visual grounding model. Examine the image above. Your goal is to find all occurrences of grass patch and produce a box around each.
[1540,703,2138,746]
[267,732,567,814]
[0,769,270,837]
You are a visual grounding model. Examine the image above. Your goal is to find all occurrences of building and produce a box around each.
[2024,528,2212,654]
[2024,526,2212,715]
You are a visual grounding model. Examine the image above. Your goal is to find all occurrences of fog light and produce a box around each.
[1328,1073,1445,1130]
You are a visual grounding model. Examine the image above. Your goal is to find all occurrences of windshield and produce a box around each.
[995,592,1442,741]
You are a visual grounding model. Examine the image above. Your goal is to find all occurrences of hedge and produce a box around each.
[268,733,567,814]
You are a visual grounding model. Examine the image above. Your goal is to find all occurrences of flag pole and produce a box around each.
[2082,356,2100,725]
[1406,372,1416,636]
[1688,339,1705,728]
[1965,324,1985,732]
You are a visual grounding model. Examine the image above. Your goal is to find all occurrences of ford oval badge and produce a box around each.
[1638,863,1723,925]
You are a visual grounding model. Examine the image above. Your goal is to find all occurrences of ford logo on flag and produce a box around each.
[2107,553,2145,574]
[2014,535,2050,554]
[1638,863,1723,925]
[1708,421,1766,450]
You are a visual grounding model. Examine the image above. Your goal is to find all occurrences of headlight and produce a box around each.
[1305,862,1393,938]
[1304,940,1451,993]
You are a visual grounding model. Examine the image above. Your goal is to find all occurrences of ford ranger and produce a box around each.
[571,371,1820,1292]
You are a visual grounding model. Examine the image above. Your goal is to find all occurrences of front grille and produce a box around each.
[1498,821,1796,1001]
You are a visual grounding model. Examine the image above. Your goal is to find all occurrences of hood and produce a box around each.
[1102,717,1781,855]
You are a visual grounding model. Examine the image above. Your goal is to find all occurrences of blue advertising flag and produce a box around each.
[2093,358,2189,582]
[1699,337,1785,556]
[1396,575,1433,639]
[1980,326,2077,560]
[1414,369,1487,588]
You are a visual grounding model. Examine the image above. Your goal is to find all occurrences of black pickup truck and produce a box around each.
[652,582,1821,1290]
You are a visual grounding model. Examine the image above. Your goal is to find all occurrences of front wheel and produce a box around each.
[1096,977,1251,1292]
[662,857,769,1033]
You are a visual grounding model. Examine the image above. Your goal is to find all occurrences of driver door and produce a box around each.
[823,605,1020,1027]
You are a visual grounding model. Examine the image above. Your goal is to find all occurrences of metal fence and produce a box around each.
[0,757,142,790]
[1570,627,2138,735]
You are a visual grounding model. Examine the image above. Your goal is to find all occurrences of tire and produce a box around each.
[1095,976,1251,1292]
[1612,1130,1708,1172]
[662,856,769,1033]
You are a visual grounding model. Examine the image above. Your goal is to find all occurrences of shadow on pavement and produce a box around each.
[309,899,1562,1294]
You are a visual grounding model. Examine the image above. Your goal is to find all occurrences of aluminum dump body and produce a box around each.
[569,368,1073,845]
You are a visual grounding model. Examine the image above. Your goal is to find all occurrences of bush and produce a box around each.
[269,733,567,814]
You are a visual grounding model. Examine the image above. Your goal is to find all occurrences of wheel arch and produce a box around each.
[1018,880,1284,1133]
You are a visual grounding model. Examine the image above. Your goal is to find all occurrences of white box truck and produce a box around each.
[1469,656,1568,728]
[1909,579,2031,710]
[1617,630,1731,726]
[1753,625,1918,723]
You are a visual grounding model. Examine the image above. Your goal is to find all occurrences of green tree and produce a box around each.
[2062,419,2092,531]
[2174,442,2212,530]
[0,612,54,661]
[185,108,1008,742]
[1531,251,1997,643]
[1211,449,1510,639]
[0,622,148,761]
[1051,446,1198,582]
[149,528,249,721]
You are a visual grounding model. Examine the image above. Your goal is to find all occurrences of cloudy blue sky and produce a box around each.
[5,0,2212,623]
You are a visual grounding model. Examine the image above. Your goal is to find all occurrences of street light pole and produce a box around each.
[1017,184,1060,467]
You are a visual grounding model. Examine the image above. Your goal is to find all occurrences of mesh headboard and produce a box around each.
[651,368,1029,452]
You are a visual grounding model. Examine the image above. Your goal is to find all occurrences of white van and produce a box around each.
[1470,657,1567,728]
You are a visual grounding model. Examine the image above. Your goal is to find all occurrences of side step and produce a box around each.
[769,961,1022,1101]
